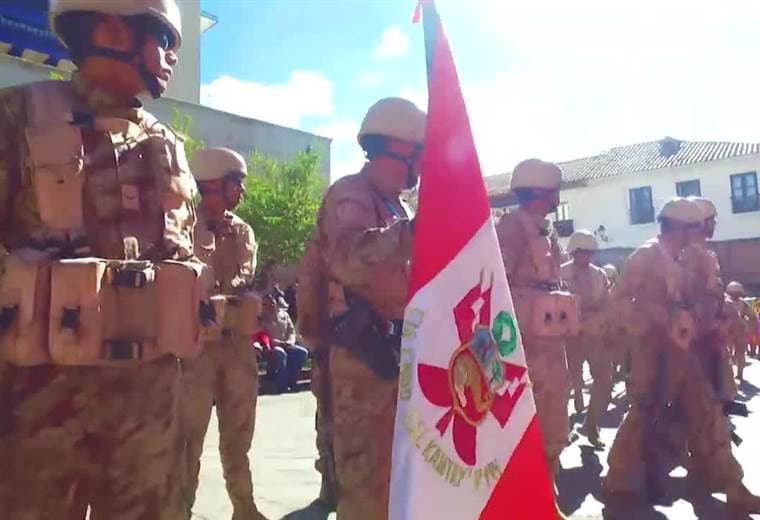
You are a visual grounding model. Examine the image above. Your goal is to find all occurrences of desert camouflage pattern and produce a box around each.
[562,260,612,435]
[181,206,263,519]
[604,237,743,497]
[495,207,569,473]
[181,338,260,519]
[309,167,413,518]
[0,77,195,519]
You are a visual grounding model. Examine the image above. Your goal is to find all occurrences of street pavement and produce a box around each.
[192,357,760,520]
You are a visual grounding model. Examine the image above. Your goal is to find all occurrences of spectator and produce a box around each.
[283,283,298,323]
[261,293,309,393]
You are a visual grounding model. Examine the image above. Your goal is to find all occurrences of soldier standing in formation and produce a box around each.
[604,197,760,513]
[495,159,576,520]
[181,147,265,520]
[298,97,424,519]
[561,230,612,448]
[0,0,198,517]
[681,197,737,404]
[725,281,755,382]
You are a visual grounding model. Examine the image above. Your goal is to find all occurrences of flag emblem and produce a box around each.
[417,272,529,466]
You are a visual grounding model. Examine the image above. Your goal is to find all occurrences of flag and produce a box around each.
[389,2,557,518]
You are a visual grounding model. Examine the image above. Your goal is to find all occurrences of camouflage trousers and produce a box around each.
[523,336,570,474]
[1,356,183,520]
[310,346,337,504]
[330,346,397,520]
[605,336,743,496]
[693,331,737,402]
[566,334,613,433]
[180,338,259,519]
[731,333,748,376]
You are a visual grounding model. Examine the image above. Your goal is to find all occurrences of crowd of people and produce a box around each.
[0,1,759,520]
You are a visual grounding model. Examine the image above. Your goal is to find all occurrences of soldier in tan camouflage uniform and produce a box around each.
[298,97,424,520]
[495,159,574,478]
[181,147,265,520]
[725,281,754,382]
[0,1,200,518]
[561,230,611,448]
[603,198,760,513]
[681,197,736,402]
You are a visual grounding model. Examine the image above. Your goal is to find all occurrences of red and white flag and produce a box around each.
[389,2,557,518]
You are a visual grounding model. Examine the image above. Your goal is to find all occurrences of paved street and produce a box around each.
[192,358,760,520]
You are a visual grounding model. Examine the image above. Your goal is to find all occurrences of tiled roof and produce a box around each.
[486,138,760,196]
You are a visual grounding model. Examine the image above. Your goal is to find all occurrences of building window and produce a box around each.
[629,186,654,224]
[554,202,570,222]
[730,172,759,213]
[676,179,701,197]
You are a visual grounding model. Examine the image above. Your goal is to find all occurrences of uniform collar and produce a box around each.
[71,73,144,122]
[516,206,551,235]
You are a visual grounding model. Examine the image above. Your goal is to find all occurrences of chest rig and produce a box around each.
[0,81,207,367]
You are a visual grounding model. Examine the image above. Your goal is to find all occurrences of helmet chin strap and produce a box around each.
[80,24,162,99]
[378,145,422,190]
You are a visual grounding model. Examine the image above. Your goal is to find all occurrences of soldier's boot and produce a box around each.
[727,484,760,514]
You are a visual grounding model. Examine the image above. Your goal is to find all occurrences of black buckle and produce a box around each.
[60,307,81,330]
[0,305,19,330]
[111,269,153,288]
[103,340,144,361]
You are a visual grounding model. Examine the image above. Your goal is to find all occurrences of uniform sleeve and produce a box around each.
[321,189,412,287]
[237,222,258,282]
[0,87,25,249]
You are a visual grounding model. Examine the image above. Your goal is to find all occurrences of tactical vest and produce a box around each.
[297,176,412,346]
[0,81,206,366]
[506,210,579,339]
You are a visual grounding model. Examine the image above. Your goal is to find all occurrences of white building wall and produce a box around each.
[559,155,760,249]
[166,0,201,104]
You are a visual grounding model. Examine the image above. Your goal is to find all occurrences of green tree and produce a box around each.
[236,151,325,273]
[169,108,204,162]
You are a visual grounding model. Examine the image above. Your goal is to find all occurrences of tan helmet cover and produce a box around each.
[191,147,248,182]
[567,230,599,253]
[357,97,427,145]
[510,158,563,190]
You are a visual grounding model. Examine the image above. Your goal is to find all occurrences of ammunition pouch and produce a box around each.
[513,288,580,338]
[25,124,86,240]
[200,292,262,343]
[0,253,52,366]
[0,255,209,366]
[329,293,402,380]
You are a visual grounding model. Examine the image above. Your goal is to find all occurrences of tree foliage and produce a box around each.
[166,110,325,274]
[236,151,325,272]
[170,108,205,163]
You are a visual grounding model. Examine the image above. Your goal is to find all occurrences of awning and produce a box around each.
[0,5,73,70]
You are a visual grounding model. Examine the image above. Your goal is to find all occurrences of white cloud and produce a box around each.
[398,86,427,111]
[356,71,385,87]
[200,71,334,129]
[428,0,760,177]
[313,120,365,181]
[373,26,411,60]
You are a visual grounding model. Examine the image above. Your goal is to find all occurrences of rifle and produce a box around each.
[329,291,402,380]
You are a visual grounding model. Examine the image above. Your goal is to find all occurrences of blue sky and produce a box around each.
[199,0,760,180]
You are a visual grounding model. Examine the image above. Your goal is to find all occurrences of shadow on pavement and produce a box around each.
[280,500,333,520]
[736,380,759,403]
[557,446,605,514]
